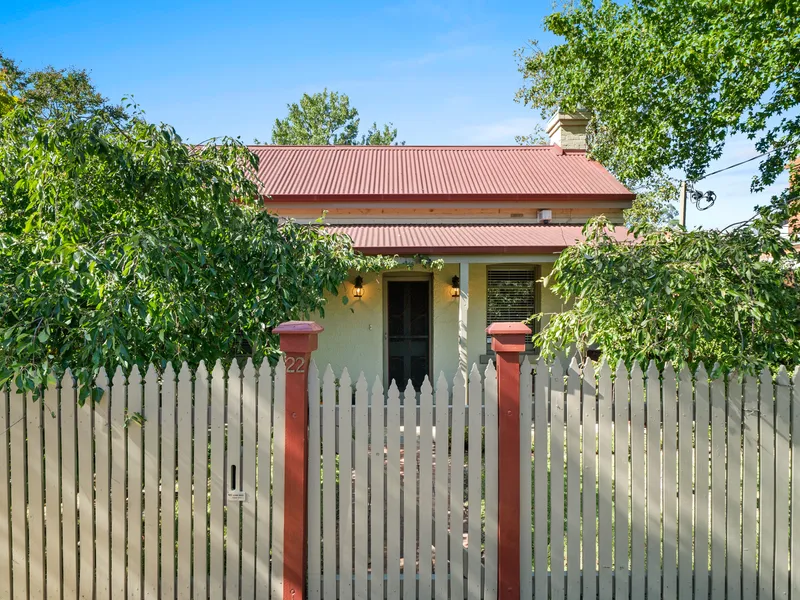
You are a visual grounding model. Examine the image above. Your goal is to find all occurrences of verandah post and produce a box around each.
[274,321,323,600]
[487,322,531,600]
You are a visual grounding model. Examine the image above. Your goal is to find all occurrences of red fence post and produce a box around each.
[274,321,323,600]
[487,322,531,600]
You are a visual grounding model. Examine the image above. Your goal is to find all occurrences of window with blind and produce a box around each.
[485,266,537,350]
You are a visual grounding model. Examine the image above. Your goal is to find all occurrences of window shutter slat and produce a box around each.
[486,267,536,346]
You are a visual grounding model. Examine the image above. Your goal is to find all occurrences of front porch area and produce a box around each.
[310,222,633,387]
[311,257,560,388]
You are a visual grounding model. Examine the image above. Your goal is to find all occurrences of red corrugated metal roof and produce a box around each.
[249,146,633,201]
[325,224,632,255]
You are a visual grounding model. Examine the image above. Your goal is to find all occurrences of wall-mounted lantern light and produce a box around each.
[451,275,461,298]
[353,275,364,298]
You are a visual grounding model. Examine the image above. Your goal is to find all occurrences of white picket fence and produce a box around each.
[0,358,287,600]
[520,357,800,600]
[306,362,498,600]
[2,355,800,600]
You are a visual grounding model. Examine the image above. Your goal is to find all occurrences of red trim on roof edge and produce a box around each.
[349,245,568,255]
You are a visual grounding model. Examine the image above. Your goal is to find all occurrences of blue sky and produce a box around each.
[1,0,789,229]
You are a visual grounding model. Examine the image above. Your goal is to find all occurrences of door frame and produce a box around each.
[382,272,434,389]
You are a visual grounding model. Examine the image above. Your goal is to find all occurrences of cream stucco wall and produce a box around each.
[310,261,563,381]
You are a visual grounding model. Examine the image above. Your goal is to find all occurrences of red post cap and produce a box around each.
[273,321,324,354]
[486,322,531,353]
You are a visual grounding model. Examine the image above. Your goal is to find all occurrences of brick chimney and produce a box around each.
[545,111,590,151]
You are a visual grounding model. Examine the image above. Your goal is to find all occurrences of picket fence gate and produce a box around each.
[306,362,498,600]
[2,350,800,600]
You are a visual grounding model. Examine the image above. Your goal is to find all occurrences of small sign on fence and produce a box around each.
[227,490,247,502]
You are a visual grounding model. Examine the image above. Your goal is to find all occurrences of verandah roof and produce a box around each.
[325,223,632,255]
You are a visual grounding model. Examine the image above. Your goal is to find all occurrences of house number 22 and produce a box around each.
[286,356,306,374]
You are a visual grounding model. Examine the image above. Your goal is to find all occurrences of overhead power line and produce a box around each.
[697,152,769,181]
[696,150,775,181]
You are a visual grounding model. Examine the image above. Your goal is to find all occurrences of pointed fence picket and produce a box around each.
[646,361,662,600]
[776,367,791,599]
[742,373,759,599]
[402,378,417,600]
[371,375,387,600]
[418,377,434,600]
[580,360,597,600]
[338,369,353,600]
[177,363,194,600]
[77,383,94,600]
[93,368,110,600]
[467,365,483,600]
[662,364,679,599]
[143,364,159,600]
[386,380,401,600]
[354,373,369,600]
[225,361,242,600]
[597,360,613,600]
[161,364,177,600]
[0,357,798,600]
[533,358,550,599]
[449,371,467,600]
[613,361,630,600]
[694,364,710,600]
[193,361,210,600]
[727,371,743,600]
[550,359,566,600]
[241,359,257,600]
[126,366,143,600]
[710,367,726,600]
[9,380,27,600]
[629,362,645,600]
[433,374,449,600]
[26,382,44,600]
[565,359,581,600]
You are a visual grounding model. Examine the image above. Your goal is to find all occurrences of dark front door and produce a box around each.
[386,280,431,391]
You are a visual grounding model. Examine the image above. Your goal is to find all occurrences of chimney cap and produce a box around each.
[545,111,591,136]
[545,110,591,151]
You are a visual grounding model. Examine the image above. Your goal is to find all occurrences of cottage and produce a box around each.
[254,113,634,388]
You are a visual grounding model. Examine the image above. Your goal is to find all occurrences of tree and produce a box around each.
[271,89,401,145]
[516,0,800,225]
[518,0,800,371]
[534,217,799,373]
[0,80,394,401]
[623,175,679,230]
[1,53,112,117]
